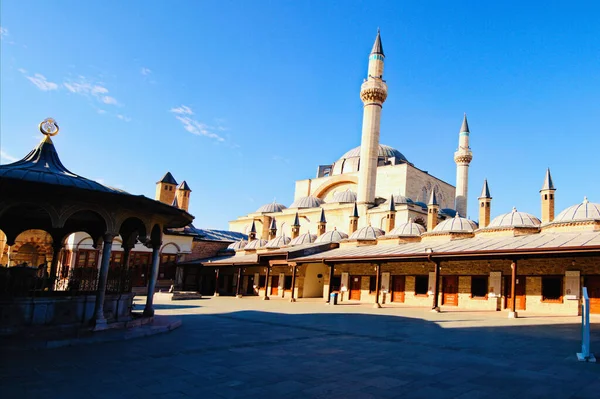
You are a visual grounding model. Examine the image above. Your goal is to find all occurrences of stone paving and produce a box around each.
[2,295,600,398]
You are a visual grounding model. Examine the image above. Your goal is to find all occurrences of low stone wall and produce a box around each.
[0,293,134,335]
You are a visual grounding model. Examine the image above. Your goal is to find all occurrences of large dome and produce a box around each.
[256,202,287,213]
[331,190,357,203]
[487,208,541,229]
[289,195,324,209]
[331,144,408,176]
[433,214,478,233]
[349,226,385,240]
[315,229,349,243]
[245,239,268,250]
[265,235,291,248]
[385,219,425,237]
[554,197,600,223]
[289,232,317,246]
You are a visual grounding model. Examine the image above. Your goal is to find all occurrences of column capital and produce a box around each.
[103,232,116,243]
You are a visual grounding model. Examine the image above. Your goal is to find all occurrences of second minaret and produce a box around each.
[454,114,473,218]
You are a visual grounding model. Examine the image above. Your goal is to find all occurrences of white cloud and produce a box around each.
[0,27,8,40]
[26,74,59,91]
[101,95,118,105]
[97,109,106,114]
[17,68,27,74]
[63,77,119,106]
[173,115,225,142]
[0,150,18,163]
[117,114,131,122]
[170,105,193,115]
[141,67,152,76]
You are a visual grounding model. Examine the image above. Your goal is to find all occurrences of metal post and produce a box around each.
[290,265,297,302]
[577,287,596,362]
[263,267,270,300]
[236,267,243,298]
[432,261,440,312]
[509,261,518,318]
[327,264,334,303]
[374,264,382,308]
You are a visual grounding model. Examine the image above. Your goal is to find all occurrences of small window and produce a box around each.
[369,276,377,293]
[169,186,173,191]
[550,194,554,200]
[544,194,548,200]
[481,203,484,208]
[486,203,490,208]
[542,276,563,302]
[164,186,168,190]
[415,275,428,295]
[284,276,292,290]
[471,276,488,298]
[259,275,266,288]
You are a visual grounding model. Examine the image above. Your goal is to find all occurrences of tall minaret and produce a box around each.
[454,114,473,217]
[357,30,388,223]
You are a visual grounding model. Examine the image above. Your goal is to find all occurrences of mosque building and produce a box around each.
[183,31,600,317]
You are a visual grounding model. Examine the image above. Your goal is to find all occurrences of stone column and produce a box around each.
[290,265,297,302]
[432,262,440,312]
[121,245,132,292]
[236,267,243,298]
[143,243,161,317]
[509,261,518,318]
[374,263,382,308]
[327,264,334,303]
[94,233,114,329]
[263,267,270,300]
[48,243,62,291]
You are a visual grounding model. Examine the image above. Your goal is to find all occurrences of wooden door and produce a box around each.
[132,253,151,287]
[392,276,405,303]
[504,276,526,310]
[349,276,361,300]
[585,276,600,314]
[270,275,279,296]
[442,276,459,306]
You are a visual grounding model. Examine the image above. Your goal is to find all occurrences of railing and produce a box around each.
[0,265,132,298]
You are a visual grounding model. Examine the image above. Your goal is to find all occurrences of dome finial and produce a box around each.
[583,196,589,203]
[512,207,517,212]
[40,117,59,137]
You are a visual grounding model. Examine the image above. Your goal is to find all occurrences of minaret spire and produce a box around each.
[540,168,556,223]
[454,113,473,218]
[357,29,388,225]
[478,179,492,228]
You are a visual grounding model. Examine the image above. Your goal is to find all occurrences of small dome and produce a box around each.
[227,239,248,250]
[385,219,425,237]
[331,144,409,175]
[256,202,287,213]
[487,207,541,228]
[245,239,268,250]
[265,235,291,248]
[289,195,324,209]
[385,195,414,205]
[289,232,317,246]
[332,190,357,203]
[433,214,478,233]
[349,226,385,240]
[315,229,349,243]
[554,197,600,223]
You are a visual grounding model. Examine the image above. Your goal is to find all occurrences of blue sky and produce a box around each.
[1,1,599,229]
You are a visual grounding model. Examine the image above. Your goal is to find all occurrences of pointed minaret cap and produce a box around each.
[388,195,396,212]
[171,195,179,208]
[541,168,555,191]
[479,179,492,199]
[319,208,327,223]
[292,212,300,226]
[352,202,359,218]
[157,171,177,185]
[428,190,438,206]
[177,180,191,191]
[460,113,470,133]
[269,217,277,230]
[250,220,257,233]
[371,28,384,56]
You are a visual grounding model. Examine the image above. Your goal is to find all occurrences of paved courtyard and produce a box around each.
[2,295,600,399]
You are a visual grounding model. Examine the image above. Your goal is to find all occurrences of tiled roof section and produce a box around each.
[541,168,555,191]
[158,172,178,185]
[177,180,191,191]
[479,179,491,199]
[0,136,126,194]
[173,224,247,242]
[295,231,600,263]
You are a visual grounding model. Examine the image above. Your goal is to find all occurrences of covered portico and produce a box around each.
[0,119,193,333]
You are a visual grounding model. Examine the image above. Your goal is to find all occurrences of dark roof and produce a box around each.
[460,114,470,133]
[178,180,191,191]
[168,224,247,242]
[371,29,384,56]
[158,172,178,185]
[0,136,125,194]
[480,179,492,199]
[541,168,555,191]
[319,208,327,223]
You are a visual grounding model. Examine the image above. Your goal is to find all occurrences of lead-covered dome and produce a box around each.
[332,190,357,203]
[256,202,287,213]
[289,232,317,246]
[554,197,600,223]
[385,219,425,237]
[227,239,248,250]
[433,214,478,233]
[315,229,349,243]
[349,226,385,240]
[331,144,408,175]
[265,235,291,248]
[487,207,541,228]
[289,195,324,209]
[245,239,268,250]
